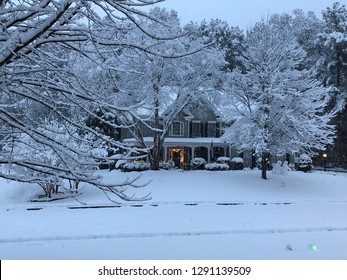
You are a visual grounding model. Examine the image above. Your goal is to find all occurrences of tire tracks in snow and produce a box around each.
[1,227,347,244]
[3,200,347,212]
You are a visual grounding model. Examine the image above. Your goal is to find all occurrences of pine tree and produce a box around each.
[315,2,347,168]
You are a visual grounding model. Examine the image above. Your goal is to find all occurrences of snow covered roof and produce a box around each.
[134,87,222,120]
[124,137,228,147]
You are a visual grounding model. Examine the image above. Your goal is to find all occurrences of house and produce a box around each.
[121,99,240,169]
[120,98,296,169]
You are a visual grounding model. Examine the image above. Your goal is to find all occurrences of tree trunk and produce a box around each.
[261,152,267,180]
[150,74,162,171]
[150,127,162,170]
[150,145,161,170]
[150,115,162,170]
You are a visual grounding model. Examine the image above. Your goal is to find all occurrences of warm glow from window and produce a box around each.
[169,147,184,163]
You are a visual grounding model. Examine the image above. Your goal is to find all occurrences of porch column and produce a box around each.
[207,145,211,162]
[163,145,168,161]
[187,146,193,163]
[192,145,199,159]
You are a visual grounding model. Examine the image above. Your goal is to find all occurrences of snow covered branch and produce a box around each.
[222,19,337,179]
[1,0,204,200]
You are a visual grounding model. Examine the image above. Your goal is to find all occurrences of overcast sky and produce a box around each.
[155,0,339,31]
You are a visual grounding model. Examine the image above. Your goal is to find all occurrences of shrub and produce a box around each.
[205,163,229,171]
[115,159,129,170]
[122,162,150,172]
[295,154,312,172]
[230,157,244,170]
[159,161,175,170]
[216,157,231,164]
[1,120,102,198]
[190,157,206,170]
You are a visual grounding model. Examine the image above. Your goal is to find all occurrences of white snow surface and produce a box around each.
[0,169,347,260]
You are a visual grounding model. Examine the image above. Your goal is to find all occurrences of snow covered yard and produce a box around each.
[0,169,347,260]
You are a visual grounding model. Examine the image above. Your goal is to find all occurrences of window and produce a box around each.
[191,121,201,137]
[207,121,217,137]
[170,121,184,136]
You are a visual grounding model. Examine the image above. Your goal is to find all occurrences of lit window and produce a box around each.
[170,121,184,136]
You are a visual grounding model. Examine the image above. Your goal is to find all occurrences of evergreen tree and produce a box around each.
[315,2,347,168]
[197,19,245,72]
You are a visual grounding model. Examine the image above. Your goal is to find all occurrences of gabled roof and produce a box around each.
[132,86,223,121]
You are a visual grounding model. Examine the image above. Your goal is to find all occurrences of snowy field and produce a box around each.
[0,169,347,260]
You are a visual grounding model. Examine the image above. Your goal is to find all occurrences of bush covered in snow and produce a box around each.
[295,154,312,172]
[205,163,229,171]
[190,157,206,170]
[118,160,174,171]
[159,161,175,170]
[1,120,106,198]
[122,162,150,172]
[115,159,129,170]
[216,157,231,164]
[230,157,244,170]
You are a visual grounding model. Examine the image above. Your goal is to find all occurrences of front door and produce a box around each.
[172,151,181,168]
[169,147,184,168]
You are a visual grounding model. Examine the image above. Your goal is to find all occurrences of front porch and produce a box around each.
[123,137,232,169]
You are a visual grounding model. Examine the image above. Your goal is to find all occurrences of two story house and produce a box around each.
[120,97,295,169]
[121,99,240,169]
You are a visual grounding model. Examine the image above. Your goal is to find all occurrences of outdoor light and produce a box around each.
[323,153,328,172]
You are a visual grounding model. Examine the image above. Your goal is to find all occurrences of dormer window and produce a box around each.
[191,121,201,137]
[170,121,184,136]
[207,121,217,137]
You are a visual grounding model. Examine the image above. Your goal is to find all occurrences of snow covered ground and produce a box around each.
[0,169,347,260]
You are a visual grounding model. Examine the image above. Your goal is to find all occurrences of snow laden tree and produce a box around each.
[197,19,245,72]
[80,8,226,170]
[266,10,323,69]
[2,120,108,198]
[0,0,190,200]
[222,21,336,179]
[316,2,347,91]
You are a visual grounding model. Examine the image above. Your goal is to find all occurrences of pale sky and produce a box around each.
[155,0,339,31]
